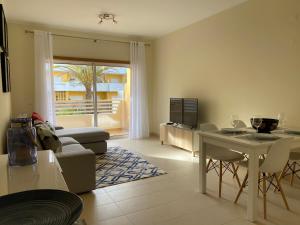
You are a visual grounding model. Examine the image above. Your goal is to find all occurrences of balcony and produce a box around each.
[55,99,129,136]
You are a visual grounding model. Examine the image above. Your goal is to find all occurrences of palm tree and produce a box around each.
[54,65,108,100]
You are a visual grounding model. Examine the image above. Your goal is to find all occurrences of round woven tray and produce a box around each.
[0,189,83,225]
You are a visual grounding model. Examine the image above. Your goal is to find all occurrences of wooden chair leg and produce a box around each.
[273,162,288,192]
[231,162,241,188]
[234,171,248,204]
[278,162,288,182]
[219,160,223,198]
[274,173,290,210]
[290,162,296,186]
[258,172,261,197]
[206,159,213,172]
[262,172,267,219]
[233,164,239,178]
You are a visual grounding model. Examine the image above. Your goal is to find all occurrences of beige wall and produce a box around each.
[0,0,11,154]
[8,23,152,119]
[151,0,300,134]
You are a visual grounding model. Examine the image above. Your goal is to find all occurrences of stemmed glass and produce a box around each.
[277,113,286,130]
[252,116,263,133]
[230,115,239,128]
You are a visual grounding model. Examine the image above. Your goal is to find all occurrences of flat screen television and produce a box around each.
[170,98,198,128]
[170,98,183,124]
[183,98,198,128]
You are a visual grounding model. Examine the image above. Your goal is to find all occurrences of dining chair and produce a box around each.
[234,138,292,219]
[230,119,247,179]
[232,120,247,128]
[278,150,300,186]
[200,123,244,197]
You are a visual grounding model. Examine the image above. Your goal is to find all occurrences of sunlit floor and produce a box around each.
[80,137,300,225]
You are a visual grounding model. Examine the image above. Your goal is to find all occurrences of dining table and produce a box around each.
[197,128,300,222]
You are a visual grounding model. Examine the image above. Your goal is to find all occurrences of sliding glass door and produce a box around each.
[53,62,130,136]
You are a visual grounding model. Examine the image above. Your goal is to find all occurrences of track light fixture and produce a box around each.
[98,13,118,24]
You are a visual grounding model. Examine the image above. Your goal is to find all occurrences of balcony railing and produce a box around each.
[54,83,125,92]
[55,99,123,115]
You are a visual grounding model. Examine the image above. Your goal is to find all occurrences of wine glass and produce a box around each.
[230,115,239,128]
[277,113,286,129]
[252,116,263,133]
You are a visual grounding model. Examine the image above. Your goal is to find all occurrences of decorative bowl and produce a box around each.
[250,118,279,133]
[0,189,83,225]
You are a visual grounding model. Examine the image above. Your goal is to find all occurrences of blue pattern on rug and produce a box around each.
[96,146,167,188]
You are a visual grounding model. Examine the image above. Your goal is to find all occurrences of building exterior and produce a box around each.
[53,66,128,101]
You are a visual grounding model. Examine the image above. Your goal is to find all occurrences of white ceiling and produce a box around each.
[5,0,247,39]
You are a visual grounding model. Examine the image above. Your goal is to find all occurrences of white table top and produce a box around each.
[197,129,300,150]
[0,150,68,196]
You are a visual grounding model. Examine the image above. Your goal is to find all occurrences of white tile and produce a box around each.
[115,188,194,214]
[81,202,124,224]
[126,200,187,225]
[97,216,133,225]
[80,190,114,207]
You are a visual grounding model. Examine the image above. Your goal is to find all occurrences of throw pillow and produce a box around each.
[33,120,55,132]
[35,122,62,153]
[32,112,45,122]
[45,121,55,132]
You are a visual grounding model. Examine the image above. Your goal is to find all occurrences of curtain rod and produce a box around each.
[24,30,151,46]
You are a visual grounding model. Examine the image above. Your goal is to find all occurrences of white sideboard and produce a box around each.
[0,150,68,196]
[160,123,199,156]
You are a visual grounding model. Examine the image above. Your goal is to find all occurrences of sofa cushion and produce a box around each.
[35,122,62,153]
[81,141,107,154]
[62,144,86,153]
[59,137,79,146]
[56,127,110,143]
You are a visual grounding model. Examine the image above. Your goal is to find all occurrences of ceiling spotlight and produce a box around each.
[98,13,118,24]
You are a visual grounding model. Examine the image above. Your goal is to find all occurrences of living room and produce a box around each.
[1,0,300,225]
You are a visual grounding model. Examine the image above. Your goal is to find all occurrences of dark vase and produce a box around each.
[7,127,37,166]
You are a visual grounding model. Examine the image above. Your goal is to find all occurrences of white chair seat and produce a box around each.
[206,144,244,162]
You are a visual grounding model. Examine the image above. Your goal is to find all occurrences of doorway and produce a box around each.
[53,61,130,136]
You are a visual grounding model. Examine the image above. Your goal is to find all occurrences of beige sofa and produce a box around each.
[37,127,110,194]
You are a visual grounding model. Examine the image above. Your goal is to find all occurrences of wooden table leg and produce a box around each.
[199,137,207,194]
[247,151,259,222]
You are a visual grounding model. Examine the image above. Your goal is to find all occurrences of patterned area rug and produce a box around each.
[96,146,167,188]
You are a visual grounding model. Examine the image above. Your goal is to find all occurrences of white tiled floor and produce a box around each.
[80,137,300,225]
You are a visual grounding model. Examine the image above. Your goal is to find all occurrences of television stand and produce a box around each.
[160,123,199,157]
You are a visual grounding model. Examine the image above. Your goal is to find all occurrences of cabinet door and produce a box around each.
[167,126,174,145]
[183,129,193,151]
[173,126,180,146]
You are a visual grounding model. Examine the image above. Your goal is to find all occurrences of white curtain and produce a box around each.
[129,41,149,139]
[34,30,55,124]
